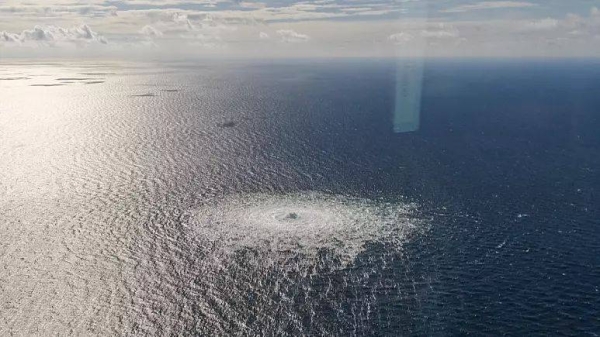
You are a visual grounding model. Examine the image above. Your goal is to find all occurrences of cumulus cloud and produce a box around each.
[172,13,196,32]
[140,25,163,37]
[139,12,236,49]
[276,29,309,43]
[1,31,22,43]
[21,27,53,41]
[1,24,107,47]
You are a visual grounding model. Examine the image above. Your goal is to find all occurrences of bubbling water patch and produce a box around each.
[191,192,421,267]
[166,193,429,335]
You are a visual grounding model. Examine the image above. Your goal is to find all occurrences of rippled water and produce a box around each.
[1,60,599,336]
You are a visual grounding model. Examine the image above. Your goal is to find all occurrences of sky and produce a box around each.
[1,0,600,59]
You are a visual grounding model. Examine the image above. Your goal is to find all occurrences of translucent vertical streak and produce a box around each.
[393,3,428,133]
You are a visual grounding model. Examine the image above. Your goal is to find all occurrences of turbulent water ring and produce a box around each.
[190,192,422,266]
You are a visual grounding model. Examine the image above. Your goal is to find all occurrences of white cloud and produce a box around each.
[172,13,196,31]
[442,1,536,13]
[140,25,163,37]
[388,32,413,44]
[0,0,402,28]
[121,12,237,50]
[1,24,107,47]
[21,26,53,41]
[421,25,460,39]
[387,24,461,52]
[2,3,600,58]
[1,31,21,43]
[276,29,309,42]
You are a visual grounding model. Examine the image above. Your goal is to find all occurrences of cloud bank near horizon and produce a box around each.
[1,1,599,58]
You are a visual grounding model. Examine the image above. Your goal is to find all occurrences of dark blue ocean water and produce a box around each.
[227,59,600,335]
[380,60,600,335]
[1,59,599,336]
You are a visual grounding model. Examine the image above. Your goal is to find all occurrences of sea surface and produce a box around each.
[0,59,599,336]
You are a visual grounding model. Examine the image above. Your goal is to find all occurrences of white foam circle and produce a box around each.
[191,192,421,266]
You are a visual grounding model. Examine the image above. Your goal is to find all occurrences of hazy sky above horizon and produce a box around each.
[1,0,600,59]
